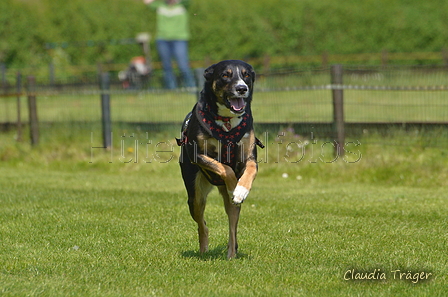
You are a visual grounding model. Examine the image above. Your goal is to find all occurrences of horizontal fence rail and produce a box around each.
[0,65,447,149]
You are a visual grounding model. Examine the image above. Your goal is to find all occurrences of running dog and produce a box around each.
[177,60,263,259]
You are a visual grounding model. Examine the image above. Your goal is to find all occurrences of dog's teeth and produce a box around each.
[233,185,250,204]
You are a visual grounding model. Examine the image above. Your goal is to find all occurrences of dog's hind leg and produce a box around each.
[219,186,241,259]
[189,173,213,254]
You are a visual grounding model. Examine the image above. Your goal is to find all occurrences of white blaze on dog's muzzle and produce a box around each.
[227,67,249,113]
[234,67,250,98]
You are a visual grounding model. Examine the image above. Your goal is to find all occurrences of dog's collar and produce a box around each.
[213,114,239,132]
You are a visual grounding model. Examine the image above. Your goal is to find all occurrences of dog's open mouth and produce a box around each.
[228,97,246,113]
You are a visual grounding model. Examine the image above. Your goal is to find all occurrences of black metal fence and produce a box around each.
[1,64,447,149]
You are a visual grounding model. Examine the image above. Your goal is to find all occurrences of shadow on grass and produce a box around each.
[182,245,250,261]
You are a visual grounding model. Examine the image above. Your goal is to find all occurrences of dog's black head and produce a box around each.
[202,60,255,116]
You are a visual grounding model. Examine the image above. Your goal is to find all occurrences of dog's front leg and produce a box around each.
[196,154,238,195]
[219,186,240,259]
[233,159,257,204]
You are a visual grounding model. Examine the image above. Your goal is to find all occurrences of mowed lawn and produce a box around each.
[0,160,446,296]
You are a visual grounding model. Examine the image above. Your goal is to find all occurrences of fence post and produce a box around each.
[16,72,22,142]
[27,76,39,146]
[100,72,112,149]
[331,64,344,157]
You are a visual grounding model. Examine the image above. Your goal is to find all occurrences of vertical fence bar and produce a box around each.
[331,64,345,157]
[16,72,22,142]
[27,76,39,146]
[100,72,112,149]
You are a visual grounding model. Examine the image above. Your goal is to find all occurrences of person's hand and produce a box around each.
[143,0,155,4]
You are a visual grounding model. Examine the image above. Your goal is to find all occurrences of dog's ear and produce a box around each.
[203,64,216,82]
[247,65,256,83]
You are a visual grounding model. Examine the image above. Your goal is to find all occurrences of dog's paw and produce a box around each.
[232,185,250,205]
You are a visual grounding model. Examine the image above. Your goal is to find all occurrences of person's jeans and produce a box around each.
[156,40,196,89]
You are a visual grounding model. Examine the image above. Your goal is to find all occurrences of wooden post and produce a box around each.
[27,76,39,146]
[16,72,22,142]
[331,64,344,157]
[100,72,112,149]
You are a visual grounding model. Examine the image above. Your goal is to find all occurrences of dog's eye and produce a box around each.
[222,73,230,79]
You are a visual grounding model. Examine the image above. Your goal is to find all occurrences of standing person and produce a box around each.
[144,0,195,89]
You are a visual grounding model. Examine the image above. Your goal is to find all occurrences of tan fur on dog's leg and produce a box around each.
[219,186,241,259]
[233,159,258,204]
[196,154,238,198]
[193,174,213,254]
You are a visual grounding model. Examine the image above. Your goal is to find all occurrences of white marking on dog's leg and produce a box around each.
[233,185,250,204]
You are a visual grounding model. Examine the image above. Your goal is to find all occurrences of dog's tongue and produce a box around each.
[229,98,246,111]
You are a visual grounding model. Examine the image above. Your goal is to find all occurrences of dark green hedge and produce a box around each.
[2,0,448,68]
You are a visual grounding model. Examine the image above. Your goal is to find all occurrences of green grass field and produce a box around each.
[0,124,447,296]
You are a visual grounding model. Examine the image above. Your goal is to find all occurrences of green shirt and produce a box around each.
[147,0,191,41]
